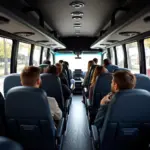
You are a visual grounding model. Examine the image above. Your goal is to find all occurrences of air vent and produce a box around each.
[0,16,10,24]
[36,40,49,43]
[144,16,150,23]
[119,32,140,37]
[70,1,85,9]
[71,11,84,16]
[14,32,35,37]
[107,40,118,43]
[72,16,82,20]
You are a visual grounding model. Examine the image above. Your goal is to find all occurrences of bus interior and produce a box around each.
[0,0,150,150]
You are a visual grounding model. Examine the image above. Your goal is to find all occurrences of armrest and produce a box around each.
[91,125,99,144]
[56,118,64,140]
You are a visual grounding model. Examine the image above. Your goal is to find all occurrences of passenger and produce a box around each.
[93,58,98,65]
[47,65,71,102]
[56,63,69,86]
[89,66,108,101]
[83,60,94,88]
[94,71,136,129]
[39,60,51,73]
[103,58,118,73]
[59,60,64,64]
[20,66,62,121]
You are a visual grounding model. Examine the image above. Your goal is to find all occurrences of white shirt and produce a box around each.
[47,97,62,120]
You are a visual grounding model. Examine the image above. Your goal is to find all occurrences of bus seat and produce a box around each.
[4,74,21,98]
[41,73,70,115]
[0,136,23,150]
[5,86,61,150]
[92,89,150,150]
[106,64,118,73]
[73,69,83,79]
[113,68,131,72]
[135,74,150,92]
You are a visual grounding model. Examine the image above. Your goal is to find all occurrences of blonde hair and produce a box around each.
[91,66,107,87]
[87,60,94,72]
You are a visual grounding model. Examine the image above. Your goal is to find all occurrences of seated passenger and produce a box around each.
[47,65,71,101]
[103,58,118,73]
[93,58,98,65]
[94,71,136,129]
[89,66,108,101]
[59,60,64,64]
[20,66,62,121]
[39,60,51,73]
[56,63,69,86]
[83,60,94,88]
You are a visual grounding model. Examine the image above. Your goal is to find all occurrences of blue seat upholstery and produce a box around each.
[135,74,150,92]
[5,86,56,150]
[0,136,23,150]
[4,74,21,98]
[41,73,64,111]
[93,73,112,108]
[113,68,131,72]
[98,89,150,150]
[106,64,118,73]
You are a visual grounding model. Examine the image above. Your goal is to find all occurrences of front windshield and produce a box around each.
[55,53,101,72]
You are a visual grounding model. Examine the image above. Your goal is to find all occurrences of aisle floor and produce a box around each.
[62,95,92,150]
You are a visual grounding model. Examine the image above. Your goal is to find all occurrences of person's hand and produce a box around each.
[100,94,111,105]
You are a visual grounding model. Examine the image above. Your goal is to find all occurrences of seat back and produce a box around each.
[41,73,64,111]
[0,136,23,150]
[106,64,118,73]
[5,86,55,150]
[4,74,21,98]
[113,68,131,72]
[100,89,150,150]
[93,73,112,108]
[73,69,83,79]
[135,74,150,92]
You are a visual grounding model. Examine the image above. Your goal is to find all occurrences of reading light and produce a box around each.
[119,32,140,37]
[14,32,35,37]
[0,16,10,24]
[70,1,85,9]
[71,11,84,16]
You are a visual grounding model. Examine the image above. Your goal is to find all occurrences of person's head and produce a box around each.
[43,60,51,65]
[46,65,57,75]
[59,60,64,64]
[87,60,94,72]
[20,66,41,88]
[56,63,63,75]
[63,61,69,67]
[111,71,136,93]
[93,58,98,64]
[91,66,107,86]
[104,59,111,67]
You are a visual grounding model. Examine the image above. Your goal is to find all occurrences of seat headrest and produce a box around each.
[113,68,131,72]
[0,137,22,150]
[4,74,21,97]
[110,89,150,122]
[135,74,150,92]
[6,86,51,119]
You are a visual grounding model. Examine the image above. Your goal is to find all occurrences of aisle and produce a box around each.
[62,95,92,150]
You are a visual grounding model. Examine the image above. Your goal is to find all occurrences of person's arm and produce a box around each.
[94,94,112,129]
[48,97,62,121]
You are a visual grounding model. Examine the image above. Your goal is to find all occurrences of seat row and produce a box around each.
[0,73,72,150]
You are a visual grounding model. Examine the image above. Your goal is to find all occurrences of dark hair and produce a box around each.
[93,58,98,64]
[64,61,69,66]
[46,65,57,75]
[43,60,51,65]
[104,59,111,66]
[20,66,40,86]
[113,71,136,90]
[59,60,63,64]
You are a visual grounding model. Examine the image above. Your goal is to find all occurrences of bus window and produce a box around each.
[50,52,54,64]
[110,48,115,65]
[116,46,124,68]
[42,48,47,62]
[126,42,140,73]
[144,38,150,77]
[17,42,31,73]
[33,46,41,66]
[0,37,12,95]
[103,52,107,60]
